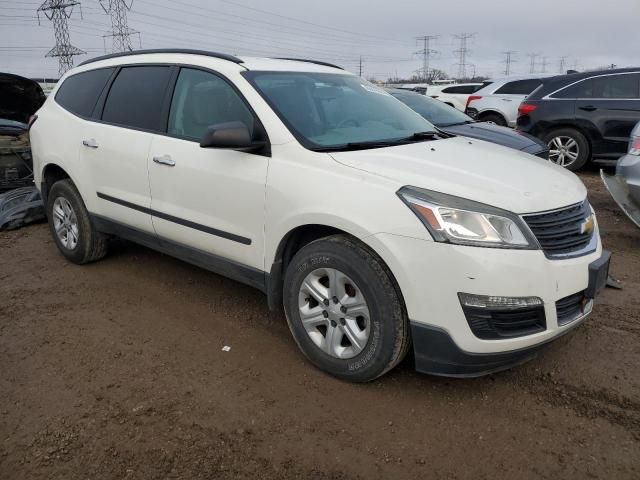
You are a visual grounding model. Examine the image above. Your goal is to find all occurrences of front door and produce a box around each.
[148,67,269,271]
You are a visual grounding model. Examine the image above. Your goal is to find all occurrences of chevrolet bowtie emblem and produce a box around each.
[580,215,595,235]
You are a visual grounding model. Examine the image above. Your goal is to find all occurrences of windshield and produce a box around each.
[243,72,437,151]
[390,91,473,127]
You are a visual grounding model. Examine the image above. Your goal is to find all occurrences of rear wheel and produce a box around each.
[543,128,590,171]
[47,179,108,264]
[283,235,410,382]
[479,112,507,127]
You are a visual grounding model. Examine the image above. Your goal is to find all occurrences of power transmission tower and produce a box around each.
[501,50,517,76]
[558,56,567,73]
[358,56,363,77]
[37,0,85,76]
[541,56,549,73]
[527,53,539,74]
[100,0,140,53]
[414,35,439,82]
[453,32,475,79]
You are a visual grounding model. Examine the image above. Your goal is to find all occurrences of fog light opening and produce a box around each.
[458,293,544,310]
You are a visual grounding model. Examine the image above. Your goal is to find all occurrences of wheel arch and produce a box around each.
[266,224,406,316]
[539,123,594,153]
[476,109,507,124]
[41,163,73,206]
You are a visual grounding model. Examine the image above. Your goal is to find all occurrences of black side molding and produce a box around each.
[96,192,251,245]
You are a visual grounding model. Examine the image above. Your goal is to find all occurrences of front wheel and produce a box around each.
[283,235,410,382]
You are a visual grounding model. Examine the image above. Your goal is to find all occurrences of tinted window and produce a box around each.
[168,68,255,141]
[442,85,480,94]
[102,66,172,130]
[593,74,640,99]
[551,79,593,99]
[494,79,542,95]
[392,92,472,126]
[55,68,114,117]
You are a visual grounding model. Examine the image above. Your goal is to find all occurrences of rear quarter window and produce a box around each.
[494,79,542,95]
[54,68,114,118]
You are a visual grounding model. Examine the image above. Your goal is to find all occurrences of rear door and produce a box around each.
[147,67,269,272]
[576,72,640,157]
[81,65,172,232]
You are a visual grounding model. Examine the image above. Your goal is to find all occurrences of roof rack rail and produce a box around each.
[79,49,243,67]
[272,58,344,70]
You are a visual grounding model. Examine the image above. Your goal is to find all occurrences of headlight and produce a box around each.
[628,122,640,155]
[398,186,538,249]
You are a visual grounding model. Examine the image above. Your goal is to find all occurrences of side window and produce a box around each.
[167,68,255,141]
[494,79,542,95]
[55,68,114,117]
[443,85,479,94]
[593,74,640,99]
[102,66,172,130]
[551,79,593,99]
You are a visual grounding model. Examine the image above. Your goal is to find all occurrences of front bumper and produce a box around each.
[365,233,607,376]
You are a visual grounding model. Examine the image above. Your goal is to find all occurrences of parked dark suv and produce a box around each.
[517,68,640,170]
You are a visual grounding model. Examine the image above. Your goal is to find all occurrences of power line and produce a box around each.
[99,0,140,52]
[558,56,567,73]
[37,0,85,76]
[501,50,517,76]
[527,53,539,74]
[541,56,549,73]
[453,32,475,79]
[414,35,438,82]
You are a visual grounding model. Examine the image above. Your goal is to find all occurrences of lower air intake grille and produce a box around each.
[523,201,594,258]
[556,291,588,326]
[462,305,546,340]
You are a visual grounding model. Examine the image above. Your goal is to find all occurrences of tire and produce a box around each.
[479,112,507,127]
[46,179,108,264]
[283,235,410,382]
[543,128,590,171]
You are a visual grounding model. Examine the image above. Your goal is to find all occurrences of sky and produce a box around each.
[1,0,638,81]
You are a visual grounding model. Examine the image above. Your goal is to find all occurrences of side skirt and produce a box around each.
[90,214,267,293]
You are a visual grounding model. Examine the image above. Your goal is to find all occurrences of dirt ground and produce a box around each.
[1,170,639,480]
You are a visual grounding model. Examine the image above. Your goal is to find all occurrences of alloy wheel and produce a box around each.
[548,136,580,167]
[52,197,79,250]
[298,268,371,359]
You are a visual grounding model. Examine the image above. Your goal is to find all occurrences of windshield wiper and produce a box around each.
[312,140,401,152]
[311,131,441,152]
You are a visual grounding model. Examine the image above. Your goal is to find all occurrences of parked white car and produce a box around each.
[30,50,609,381]
[427,83,484,111]
[465,75,551,127]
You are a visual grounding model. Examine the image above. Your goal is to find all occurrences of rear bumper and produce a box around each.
[601,164,640,228]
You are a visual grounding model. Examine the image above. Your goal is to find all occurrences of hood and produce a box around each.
[329,136,586,214]
[0,73,46,124]
[442,122,547,154]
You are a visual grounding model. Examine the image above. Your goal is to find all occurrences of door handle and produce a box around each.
[82,138,99,148]
[579,105,597,112]
[501,98,513,102]
[153,154,176,167]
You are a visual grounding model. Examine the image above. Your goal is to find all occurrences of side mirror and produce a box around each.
[200,121,265,152]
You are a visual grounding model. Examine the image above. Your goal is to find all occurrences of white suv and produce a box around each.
[30,50,610,381]
[465,75,551,127]
[427,83,484,111]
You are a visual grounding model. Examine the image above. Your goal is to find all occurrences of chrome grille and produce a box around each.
[523,201,594,258]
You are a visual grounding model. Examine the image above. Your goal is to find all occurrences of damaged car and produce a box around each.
[0,72,47,230]
[601,121,640,228]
